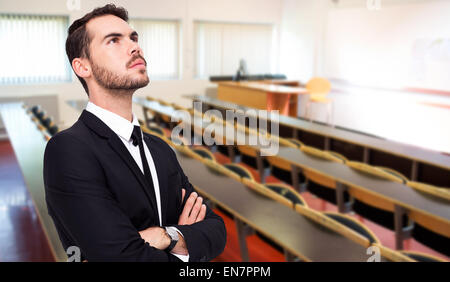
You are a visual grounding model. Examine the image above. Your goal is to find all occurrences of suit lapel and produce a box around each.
[80,110,159,223]
[108,135,159,220]
[144,135,168,226]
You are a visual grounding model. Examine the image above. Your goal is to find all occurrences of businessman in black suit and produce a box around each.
[43,4,226,262]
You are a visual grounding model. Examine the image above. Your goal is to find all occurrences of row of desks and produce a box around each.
[131,97,450,250]
[64,100,395,261]
[177,149,380,261]
[186,94,450,188]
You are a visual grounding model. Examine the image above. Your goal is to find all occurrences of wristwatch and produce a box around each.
[165,227,179,252]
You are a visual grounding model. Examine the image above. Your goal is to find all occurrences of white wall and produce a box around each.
[278,0,331,82]
[280,0,450,91]
[278,0,450,91]
[0,0,283,127]
[323,0,450,91]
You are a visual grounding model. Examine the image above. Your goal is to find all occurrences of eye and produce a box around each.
[108,37,119,44]
[131,36,138,42]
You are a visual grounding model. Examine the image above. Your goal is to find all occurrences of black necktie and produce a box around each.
[131,125,159,223]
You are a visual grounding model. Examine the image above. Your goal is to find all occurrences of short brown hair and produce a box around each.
[65,4,129,96]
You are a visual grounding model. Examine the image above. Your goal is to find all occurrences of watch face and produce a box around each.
[167,227,179,240]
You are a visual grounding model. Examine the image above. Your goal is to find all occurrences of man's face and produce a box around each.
[85,15,149,91]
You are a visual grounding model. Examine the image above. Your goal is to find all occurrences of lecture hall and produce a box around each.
[0,0,449,263]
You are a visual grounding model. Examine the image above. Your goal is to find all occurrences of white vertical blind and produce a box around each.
[195,22,274,78]
[0,14,70,85]
[129,19,180,80]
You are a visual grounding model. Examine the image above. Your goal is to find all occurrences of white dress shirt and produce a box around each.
[86,101,189,262]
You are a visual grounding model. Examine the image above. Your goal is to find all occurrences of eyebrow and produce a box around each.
[102,31,139,42]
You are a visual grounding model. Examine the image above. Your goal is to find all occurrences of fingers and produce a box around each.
[181,188,186,204]
[178,191,208,225]
[178,191,198,225]
[187,196,203,224]
[195,204,207,223]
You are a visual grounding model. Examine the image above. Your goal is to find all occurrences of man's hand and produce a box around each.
[138,226,188,256]
[139,189,207,257]
[178,188,207,225]
[138,226,170,250]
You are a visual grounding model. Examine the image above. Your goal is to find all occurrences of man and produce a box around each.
[43,4,226,262]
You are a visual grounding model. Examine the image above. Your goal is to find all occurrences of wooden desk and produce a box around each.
[175,148,380,261]
[259,80,302,87]
[0,103,66,261]
[186,95,450,188]
[217,81,308,117]
[274,146,450,249]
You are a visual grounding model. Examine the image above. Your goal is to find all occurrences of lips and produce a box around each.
[129,59,146,69]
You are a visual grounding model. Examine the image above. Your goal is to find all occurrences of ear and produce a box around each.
[72,57,91,79]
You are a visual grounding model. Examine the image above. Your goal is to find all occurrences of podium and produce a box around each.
[216,81,308,117]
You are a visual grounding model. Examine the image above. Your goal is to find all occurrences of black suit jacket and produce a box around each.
[43,110,226,262]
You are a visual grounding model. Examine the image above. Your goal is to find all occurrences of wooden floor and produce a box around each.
[0,140,54,262]
[0,138,447,261]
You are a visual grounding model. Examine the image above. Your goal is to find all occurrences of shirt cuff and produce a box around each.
[167,226,190,262]
[172,253,190,262]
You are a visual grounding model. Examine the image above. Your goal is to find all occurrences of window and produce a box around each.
[0,14,70,85]
[129,19,180,80]
[194,21,274,78]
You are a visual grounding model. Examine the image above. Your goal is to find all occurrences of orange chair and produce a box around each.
[304,77,333,126]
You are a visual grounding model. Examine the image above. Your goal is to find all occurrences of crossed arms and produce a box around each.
[138,189,207,256]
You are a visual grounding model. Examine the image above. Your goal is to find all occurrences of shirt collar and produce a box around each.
[85,101,140,142]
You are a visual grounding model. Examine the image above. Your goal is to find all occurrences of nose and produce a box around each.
[129,40,143,57]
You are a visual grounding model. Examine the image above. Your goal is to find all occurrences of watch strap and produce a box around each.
[165,227,178,252]
[166,238,177,252]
